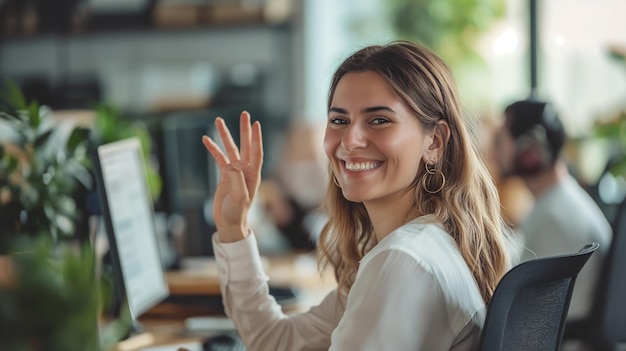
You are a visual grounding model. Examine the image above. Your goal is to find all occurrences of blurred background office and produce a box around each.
[1,0,625,260]
[2,1,626,349]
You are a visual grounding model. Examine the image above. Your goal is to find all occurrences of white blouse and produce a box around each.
[212,215,486,351]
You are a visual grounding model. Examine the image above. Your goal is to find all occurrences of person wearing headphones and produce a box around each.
[493,99,613,324]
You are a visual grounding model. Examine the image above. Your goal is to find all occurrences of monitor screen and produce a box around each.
[94,137,169,322]
[161,111,220,257]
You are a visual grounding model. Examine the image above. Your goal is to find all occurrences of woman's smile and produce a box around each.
[343,160,383,172]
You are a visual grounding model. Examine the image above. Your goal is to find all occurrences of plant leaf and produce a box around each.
[0,111,22,121]
[1,79,27,111]
[67,127,90,153]
[33,128,54,150]
[28,102,41,129]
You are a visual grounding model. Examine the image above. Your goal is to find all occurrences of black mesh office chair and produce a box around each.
[478,242,600,351]
[564,196,626,351]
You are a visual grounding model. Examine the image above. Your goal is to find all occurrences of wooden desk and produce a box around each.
[160,253,336,312]
[112,253,336,350]
[169,253,334,288]
[110,320,203,351]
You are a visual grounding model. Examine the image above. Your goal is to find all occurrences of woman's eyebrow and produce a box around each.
[362,106,395,114]
[329,107,347,114]
[328,106,396,114]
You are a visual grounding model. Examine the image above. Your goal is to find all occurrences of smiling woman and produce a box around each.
[324,70,442,213]
[201,40,513,351]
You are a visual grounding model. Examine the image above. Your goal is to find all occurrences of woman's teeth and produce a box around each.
[345,161,380,171]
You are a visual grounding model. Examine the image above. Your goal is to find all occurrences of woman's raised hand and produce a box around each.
[201,111,263,242]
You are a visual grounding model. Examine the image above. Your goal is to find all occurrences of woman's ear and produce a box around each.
[424,120,450,163]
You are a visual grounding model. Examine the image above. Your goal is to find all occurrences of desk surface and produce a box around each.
[164,253,335,309]
[110,318,209,351]
[113,253,336,350]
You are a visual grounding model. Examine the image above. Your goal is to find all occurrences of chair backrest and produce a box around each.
[592,196,626,347]
[478,242,600,351]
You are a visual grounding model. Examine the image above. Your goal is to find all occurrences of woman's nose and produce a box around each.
[341,124,367,151]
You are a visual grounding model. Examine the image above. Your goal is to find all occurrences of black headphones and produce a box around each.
[505,100,566,176]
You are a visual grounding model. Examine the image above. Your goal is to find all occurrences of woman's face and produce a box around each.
[324,71,434,206]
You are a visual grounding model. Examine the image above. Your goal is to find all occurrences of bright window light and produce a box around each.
[492,28,519,56]
[554,36,566,46]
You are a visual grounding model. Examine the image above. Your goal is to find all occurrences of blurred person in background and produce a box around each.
[259,121,328,251]
[492,99,613,325]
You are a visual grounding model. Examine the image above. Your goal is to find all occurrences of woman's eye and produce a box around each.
[371,117,390,125]
[329,117,348,125]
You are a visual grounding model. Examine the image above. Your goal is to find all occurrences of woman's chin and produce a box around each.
[340,190,368,203]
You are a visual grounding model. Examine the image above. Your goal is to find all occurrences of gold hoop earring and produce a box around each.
[333,175,341,188]
[421,162,445,194]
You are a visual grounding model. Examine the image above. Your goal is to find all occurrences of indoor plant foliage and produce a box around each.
[0,81,101,350]
[92,103,162,201]
[387,0,505,109]
[0,236,100,351]
[0,81,92,253]
[388,0,505,66]
[592,46,626,178]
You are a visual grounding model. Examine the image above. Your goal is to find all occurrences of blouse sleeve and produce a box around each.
[212,233,342,351]
[329,249,473,351]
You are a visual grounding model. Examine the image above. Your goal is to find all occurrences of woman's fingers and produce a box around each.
[250,121,264,175]
[215,117,241,163]
[202,112,262,240]
[202,135,228,168]
[202,113,263,197]
[239,111,252,165]
[245,121,263,199]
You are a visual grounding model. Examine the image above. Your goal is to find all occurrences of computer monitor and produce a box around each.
[93,137,169,327]
[161,110,221,257]
[159,107,273,258]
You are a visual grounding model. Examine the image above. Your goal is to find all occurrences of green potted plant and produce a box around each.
[0,80,92,251]
[0,236,101,351]
[0,81,102,350]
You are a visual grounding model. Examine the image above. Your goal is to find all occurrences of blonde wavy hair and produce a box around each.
[317,41,510,304]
